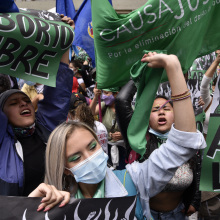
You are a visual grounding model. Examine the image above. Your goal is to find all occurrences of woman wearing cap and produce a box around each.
[42,52,206,219]
[67,92,108,154]
[0,17,74,197]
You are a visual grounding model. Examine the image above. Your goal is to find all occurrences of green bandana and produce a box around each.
[127,50,167,157]
[75,180,105,199]
[102,87,119,92]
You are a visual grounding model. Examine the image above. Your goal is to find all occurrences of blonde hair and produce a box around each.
[44,121,98,192]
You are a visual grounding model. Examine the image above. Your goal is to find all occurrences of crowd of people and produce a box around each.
[0,6,220,220]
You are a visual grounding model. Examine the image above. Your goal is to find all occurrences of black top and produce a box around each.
[18,132,46,196]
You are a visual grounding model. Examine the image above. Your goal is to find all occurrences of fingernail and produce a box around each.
[44,207,50,212]
[37,204,44,212]
[59,202,65,208]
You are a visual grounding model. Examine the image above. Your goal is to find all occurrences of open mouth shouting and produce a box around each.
[20,109,32,116]
[158,117,167,125]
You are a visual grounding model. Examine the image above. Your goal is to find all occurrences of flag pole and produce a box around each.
[98,96,102,122]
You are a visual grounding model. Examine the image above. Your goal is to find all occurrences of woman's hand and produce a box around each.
[141,52,178,69]
[93,83,102,98]
[60,14,75,30]
[111,132,123,142]
[28,183,70,212]
[181,205,196,216]
[60,15,75,64]
[198,96,205,108]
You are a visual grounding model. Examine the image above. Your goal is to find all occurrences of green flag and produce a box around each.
[92,0,220,89]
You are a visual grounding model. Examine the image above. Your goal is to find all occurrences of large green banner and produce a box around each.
[200,75,220,192]
[0,9,74,87]
[92,0,220,89]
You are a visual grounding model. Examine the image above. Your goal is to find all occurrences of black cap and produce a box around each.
[69,93,87,110]
[0,89,29,110]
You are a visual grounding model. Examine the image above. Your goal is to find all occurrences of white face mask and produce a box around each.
[66,148,108,184]
[148,127,169,140]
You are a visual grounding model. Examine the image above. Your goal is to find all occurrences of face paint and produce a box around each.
[153,99,172,111]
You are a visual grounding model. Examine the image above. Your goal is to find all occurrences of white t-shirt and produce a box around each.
[94,121,108,154]
[77,78,84,85]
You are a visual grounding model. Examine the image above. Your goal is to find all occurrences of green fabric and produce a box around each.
[75,180,105,199]
[92,0,220,89]
[200,115,220,192]
[214,104,220,114]
[127,50,167,157]
[0,12,74,87]
[102,87,119,92]
[195,110,206,133]
[75,47,90,62]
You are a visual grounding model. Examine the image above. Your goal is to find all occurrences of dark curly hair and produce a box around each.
[0,74,11,94]
[74,103,95,130]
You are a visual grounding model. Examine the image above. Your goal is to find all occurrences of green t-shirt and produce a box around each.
[75,180,105,199]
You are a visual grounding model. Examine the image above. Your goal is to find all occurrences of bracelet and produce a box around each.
[171,93,191,102]
[171,90,189,98]
[171,91,191,100]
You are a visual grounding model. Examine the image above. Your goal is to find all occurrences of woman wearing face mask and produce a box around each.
[43,118,205,220]
[41,52,206,220]
[90,87,126,169]
[90,87,123,142]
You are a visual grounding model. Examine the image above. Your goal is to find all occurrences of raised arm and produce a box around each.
[204,52,220,78]
[141,52,196,132]
[89,84,102,115]
[36,17,74,132]
[200,52,220,109]
[126,52,206,219]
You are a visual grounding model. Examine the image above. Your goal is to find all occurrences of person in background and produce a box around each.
[21,82,44,111]
[199,50,220,220]
[0,74,11,94]
[7,75,19,89]
[200,51,220,139]
[68,92,108,154]
[90,86,126,169]
[69,60,86,93]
